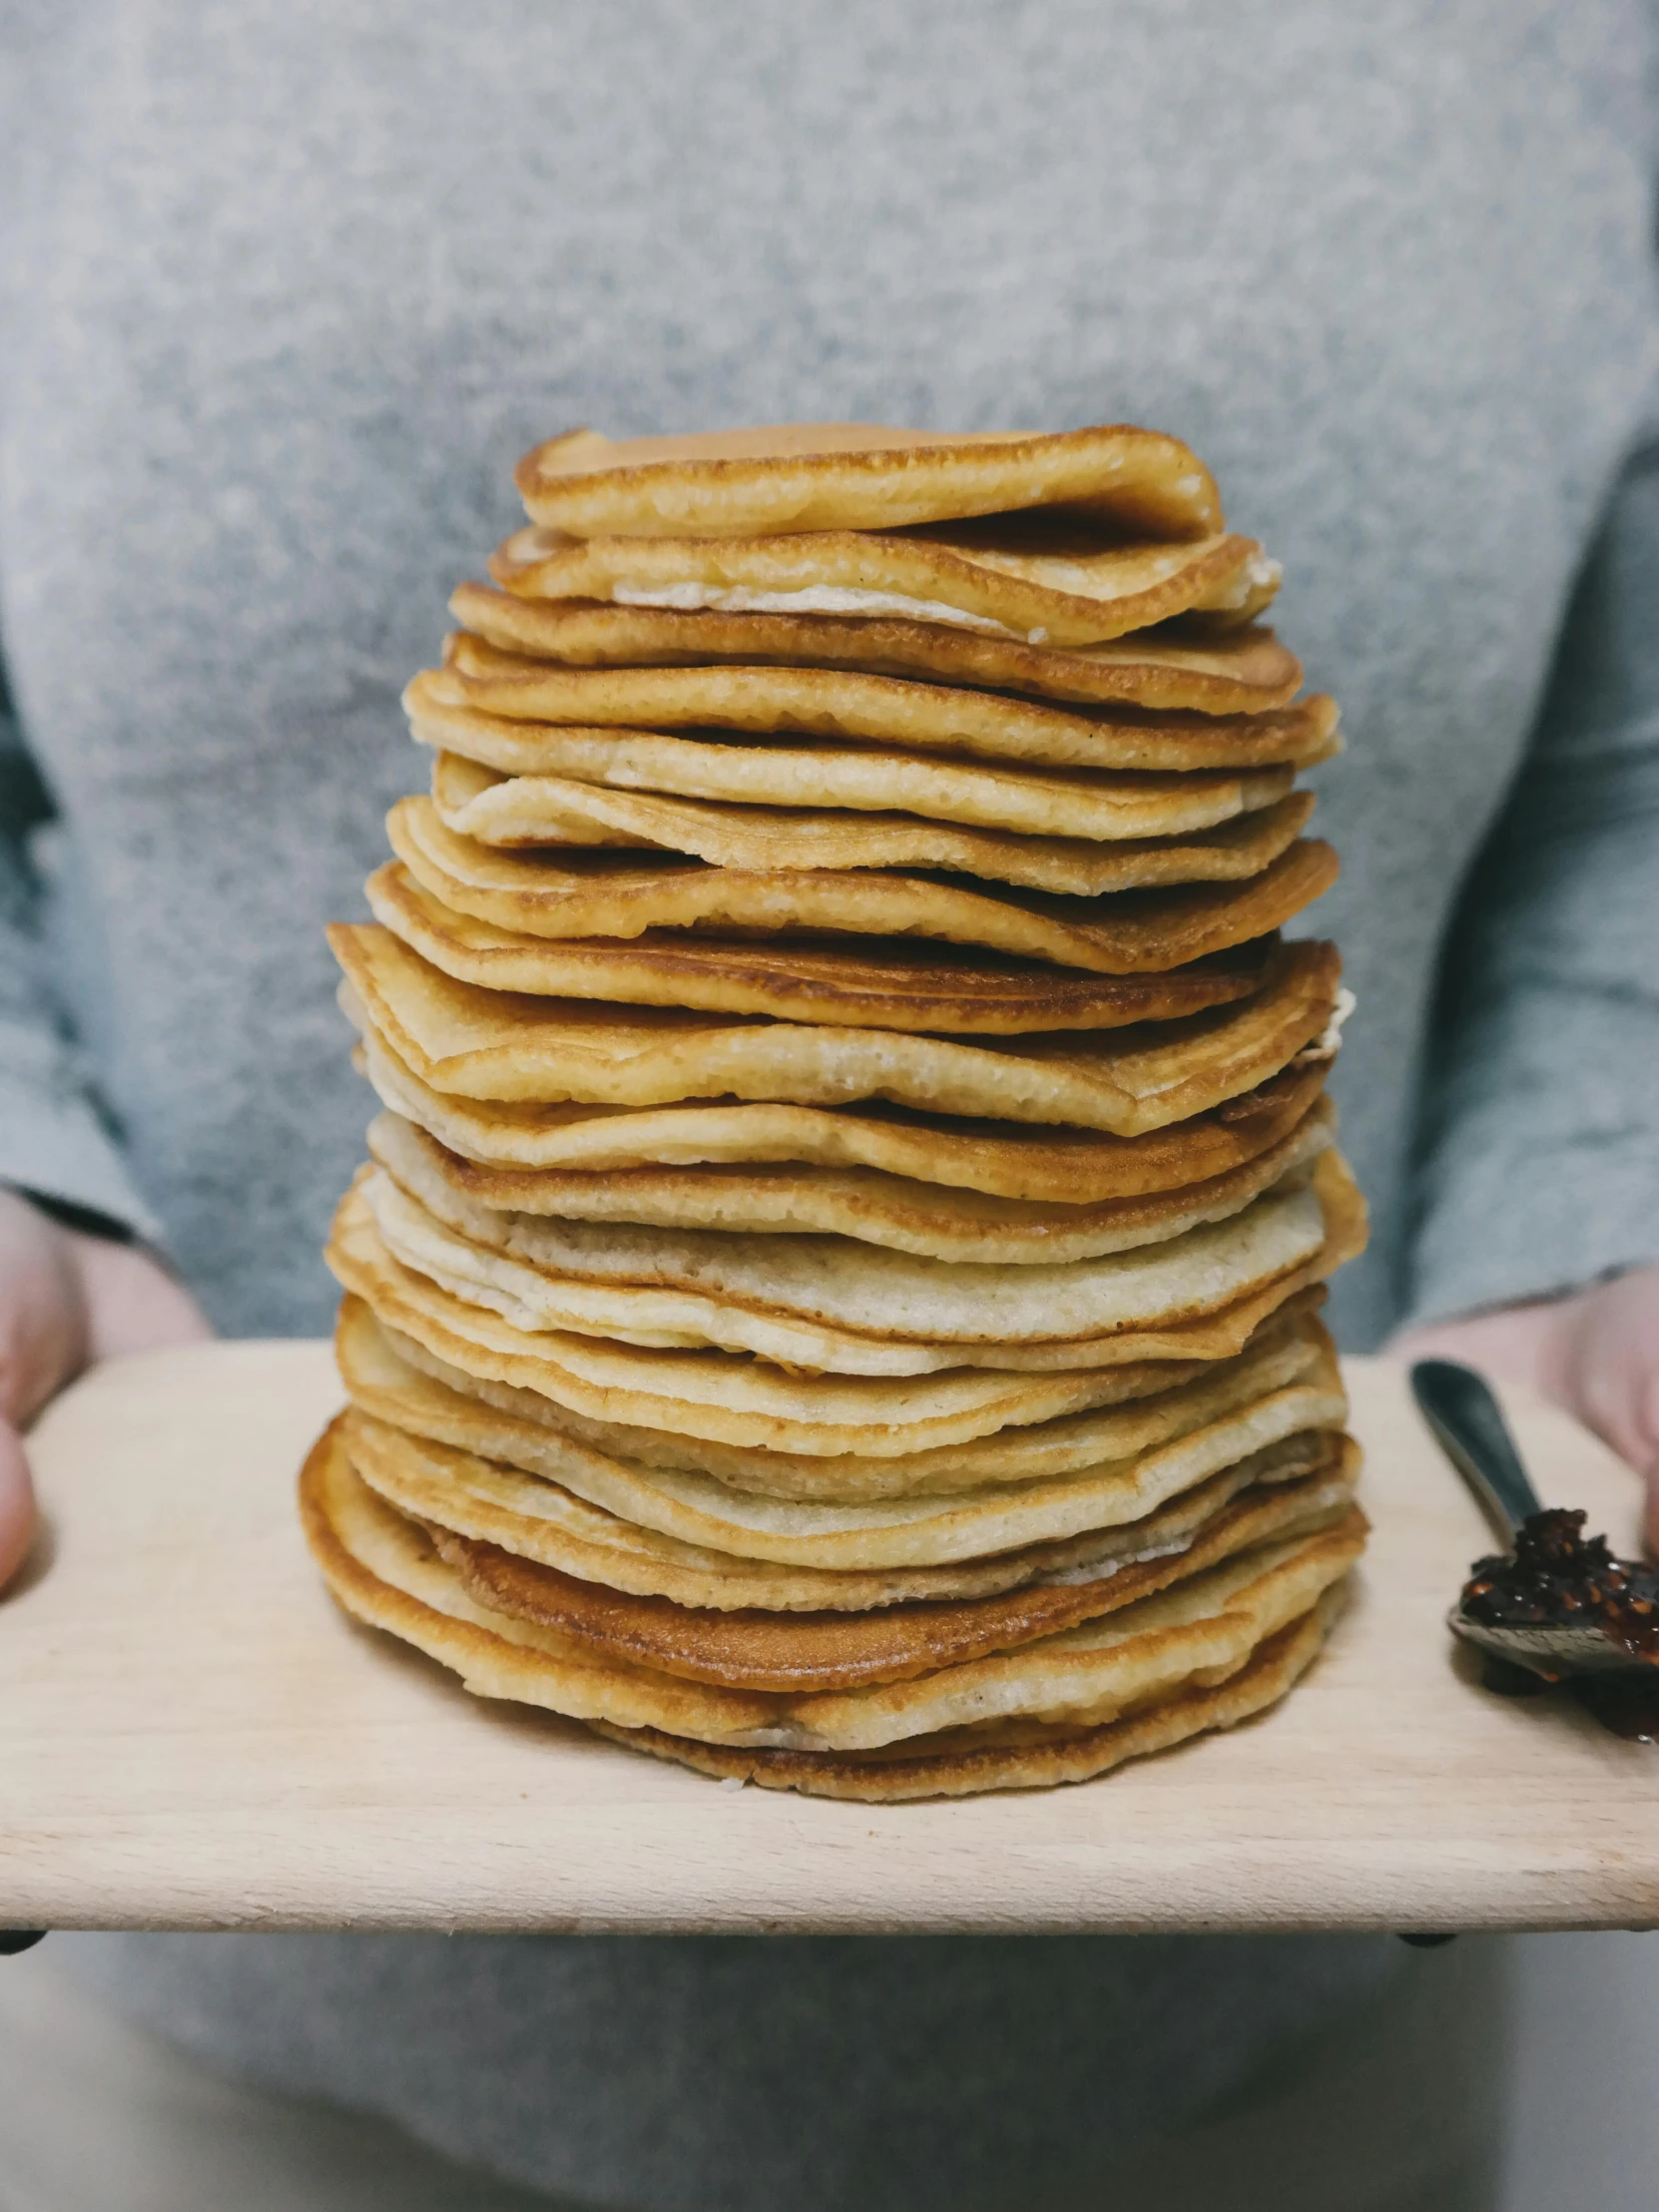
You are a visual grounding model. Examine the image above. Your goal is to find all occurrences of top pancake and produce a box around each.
[513,422,1223,540]
[449,594,1302,716]
[490,520,1280,649]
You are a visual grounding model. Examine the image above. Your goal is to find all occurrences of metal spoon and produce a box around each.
[1409,1359,1644,1677]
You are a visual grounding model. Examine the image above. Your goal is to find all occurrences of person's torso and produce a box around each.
[2,11,1655,2200]
[2,0,1654,1343]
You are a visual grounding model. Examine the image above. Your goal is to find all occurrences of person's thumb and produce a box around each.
[0,1416,37,1591]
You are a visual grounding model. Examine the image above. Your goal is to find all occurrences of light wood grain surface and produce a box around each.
[2,1344,1654,1936]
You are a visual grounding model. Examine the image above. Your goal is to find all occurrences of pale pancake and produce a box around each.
[437,1461,1357,1688]
[590,1601,1337,1800]
[331,923,1339,1134]
[338,1292,1333,1500]
[366,1096,1335,1265]
[451,589,1301,716]
[490,520,1279,648]
[302,1424,1360,1755]
[366,860,1286,1036]
[406,689,1313,836]
[339,1309,1343,1607]
[357,1155,1340,1371]
[429,753,1317,898]
[340,1297,1349,1571]
[512,422,1223,540]
[420,648,1341,774]
[325,1171,1366,1454]
[388,794,1337,975]
[354,1409,1331,1616]
[336,1287,1349,1564]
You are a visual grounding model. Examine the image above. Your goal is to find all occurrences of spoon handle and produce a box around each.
[1409,1360,1543,1541]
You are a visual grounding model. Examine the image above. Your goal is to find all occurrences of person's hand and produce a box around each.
[1391,1264,1659,1552]
[0,1189,211,1589]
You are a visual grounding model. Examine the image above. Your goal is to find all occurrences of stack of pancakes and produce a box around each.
[301,422,1369,1802]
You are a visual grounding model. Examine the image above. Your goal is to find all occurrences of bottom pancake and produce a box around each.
[301,1416,1363,1779]
[587,1598,1339,1803]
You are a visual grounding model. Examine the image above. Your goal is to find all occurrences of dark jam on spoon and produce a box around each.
[1461,1508,1659,1664]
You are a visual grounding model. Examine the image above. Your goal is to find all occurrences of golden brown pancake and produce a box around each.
[332,922,1339,1133]
[365,858,1289,1035]
[423,644,1340,774]
[429,752,1317,898]
[489,518,1278,648]
[386,793,1338,976]
[405,688,1316,835]
[450,588,1302,715]
[349,1004,1332,1198]
[511,421,1224,540]
[432,1452,1359,1689]
[363,1095,1334,1265]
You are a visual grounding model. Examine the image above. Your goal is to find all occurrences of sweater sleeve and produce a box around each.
[1404,417,1659,1324]
[0,669,162,1241]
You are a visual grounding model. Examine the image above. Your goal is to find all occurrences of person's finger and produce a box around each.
[0,1192,88,1428]
[0,1417,38,1591]
[66,1234,212,1364]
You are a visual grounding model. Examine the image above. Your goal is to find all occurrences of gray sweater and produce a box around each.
[3,4,1657,2204]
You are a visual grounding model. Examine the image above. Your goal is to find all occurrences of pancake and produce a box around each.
[301,1422,1361,1755]
[356,1155,1342,1371]
[588,1600,1338,1800]
[350,1012,1332,1198]
[364,1095,1335,1265]
[337,1295,1348,1565]
[365,859,1288,1035]
[428,754,1317,898]
[324,1175,1365,1455]
[339,1306,1337,1603]
[489,519,1279,648]
[339,1291,1350,1573]
[387,794,1337,974]
[405,689,1314,836]
[431,1457,1357,1688]
[451,588,1301,716]
[337,1291,1334,1500]
[422,646,1341,775]
[511,421,1224,540]
[351,1409,1337,1614]
[332,923,1339,1133]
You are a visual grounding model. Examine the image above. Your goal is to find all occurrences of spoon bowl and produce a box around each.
[1409,1361,1658,1682]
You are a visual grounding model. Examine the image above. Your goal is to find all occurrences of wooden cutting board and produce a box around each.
[2,1344,1655,1936]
